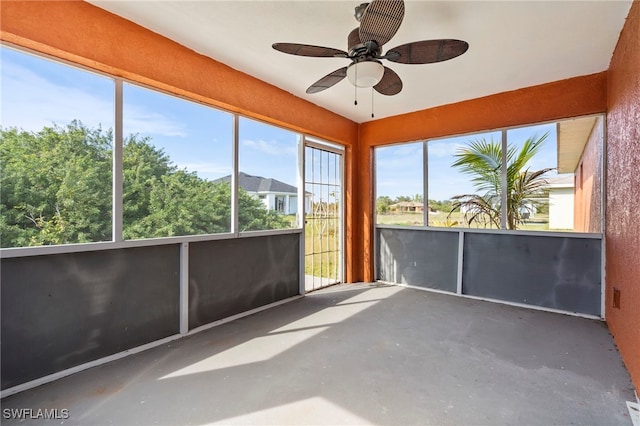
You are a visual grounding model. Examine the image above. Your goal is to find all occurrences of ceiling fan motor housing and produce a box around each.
[348,28,381,58]
[354,3,370,22]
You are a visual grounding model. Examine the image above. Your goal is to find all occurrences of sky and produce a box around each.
[2,45,560,202]
[376,123,560,201]
[1,46,299,188]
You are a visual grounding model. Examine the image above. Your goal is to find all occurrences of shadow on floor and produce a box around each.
[1,283,635,425]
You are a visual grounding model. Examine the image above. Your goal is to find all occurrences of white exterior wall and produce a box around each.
[256,192,298,215]
[265,193,275,210]
[288,196,298,215]
[549,187,574,230]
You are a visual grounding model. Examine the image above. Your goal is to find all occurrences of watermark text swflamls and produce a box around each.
[2,408,70,420]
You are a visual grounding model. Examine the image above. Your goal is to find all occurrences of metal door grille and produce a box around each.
[304,145,343,291]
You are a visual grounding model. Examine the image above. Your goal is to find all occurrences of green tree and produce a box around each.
[121,137,233,238]
[376,195,393,214]
[122,136,175,236]
[0,122,112,246]
[395,195,412,203]
[448,133,553,230]
[1,122,287,247]
[429,199,454,213]
[237,184,288,231]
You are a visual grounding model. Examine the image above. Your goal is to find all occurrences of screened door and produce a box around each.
[304,142,343,292]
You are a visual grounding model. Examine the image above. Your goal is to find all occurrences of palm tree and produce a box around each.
[448,132,554,230]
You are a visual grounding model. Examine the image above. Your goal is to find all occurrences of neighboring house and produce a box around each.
[214,172,306,215]
[390,201,424,213]
[547,175,575,230]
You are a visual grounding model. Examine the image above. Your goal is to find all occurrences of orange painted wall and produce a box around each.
[574,116,604,233]
[605,0,640,391]
[0,0,362,282]
[360,73,608,147]
[1,4,636,363]
[358,73,608,281]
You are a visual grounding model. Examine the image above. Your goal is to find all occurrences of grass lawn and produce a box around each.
[304,215,340,279]
[377,211,551,231]
[278,214,340,279]
[302,211,556,280]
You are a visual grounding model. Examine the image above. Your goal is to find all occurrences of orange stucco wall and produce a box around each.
[574,116,604,233]
[357,73,608,281]
[0,0,363,282]
[2,7,638,394]
[605,0,640,390]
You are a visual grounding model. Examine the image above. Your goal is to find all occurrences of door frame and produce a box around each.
[299,136,345,294]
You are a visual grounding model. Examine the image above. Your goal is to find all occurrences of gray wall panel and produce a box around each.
[377,228,458,292]
[189,233,300,329]
[462,233,601,316]
[1,245,180,390]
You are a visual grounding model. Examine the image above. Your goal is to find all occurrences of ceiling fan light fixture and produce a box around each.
[346,61,384,88]
[273,0,468,98]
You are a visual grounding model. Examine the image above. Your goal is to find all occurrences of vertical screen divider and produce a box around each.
[113,79,124,242]
[180,242,189,334]
[423,141,429,227]
[298,136,306,295]
[231,115,239,237]
[501,129,508,230]
[456,231,465,295]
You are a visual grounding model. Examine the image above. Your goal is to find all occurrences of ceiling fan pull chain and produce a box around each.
[371,88,375,118]
[354,65,358,105]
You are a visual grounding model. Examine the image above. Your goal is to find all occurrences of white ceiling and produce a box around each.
[88,1,632,123]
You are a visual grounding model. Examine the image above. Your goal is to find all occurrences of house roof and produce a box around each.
[557,116,599,174]
[546,175,575,189]
[214,172,298,194]
[391,201,423,208]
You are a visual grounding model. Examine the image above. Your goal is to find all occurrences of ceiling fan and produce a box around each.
[272,0,469,97]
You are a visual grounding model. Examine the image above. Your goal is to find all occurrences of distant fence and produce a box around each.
[1,232,301,391]
[376,226,602,317]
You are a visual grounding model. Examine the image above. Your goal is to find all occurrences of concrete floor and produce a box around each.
[305,274,339,292]
[2,283,635,425]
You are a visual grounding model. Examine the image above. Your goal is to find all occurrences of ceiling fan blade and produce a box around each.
[374,67,402,96]
[306,67,348,94]
[359,0,405,47]
[385,39,469,64]
[348,28,361,51]
[272,43,348,58]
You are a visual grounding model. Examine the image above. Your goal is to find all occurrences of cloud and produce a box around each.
[241,138,297,156]
[1,61,113,132]
[1,56,187,138]
[523,148,556,171]
[177,161,230,176]
[377,178,422,189]
[376,178,423,200]
[391,144,422,156]
[427,175,475,201]
[123,105,188,138]
[427,141,466,158]
[376,143,423,169]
